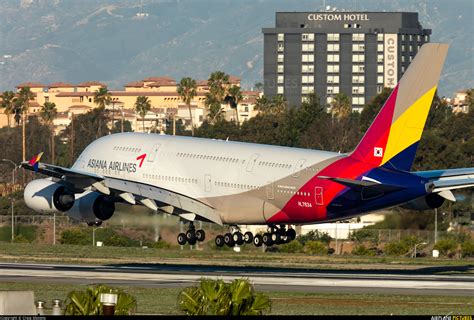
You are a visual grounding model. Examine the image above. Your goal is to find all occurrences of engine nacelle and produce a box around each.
[24,179,75,213]
[67,190,115,223]
[400,193,445,211]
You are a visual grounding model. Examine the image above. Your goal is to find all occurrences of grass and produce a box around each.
[0,225,37,242]
[0,242,472,272]
[0,281,472,315]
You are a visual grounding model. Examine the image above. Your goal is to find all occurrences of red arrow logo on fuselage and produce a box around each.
[136,153,147,168]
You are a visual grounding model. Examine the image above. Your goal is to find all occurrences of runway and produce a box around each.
[0,262,473,296]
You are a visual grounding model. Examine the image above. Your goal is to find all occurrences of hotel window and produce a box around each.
[352,65,365,73]
[278,43,284,52]
[401,55,405,63]
[352,33,365,41]
[402,66,406,73]
[352,54,365,63]
[327,54,340,62]
[327,33,340,41]
[301,96,309,103]
[327,43,340,52]
[377,54,384,63]
[352,86,365,94]
[377,43,384,52]
[402,45,406,52]
[352,75,365,84]
[425,35,429,41]
[302,54,314,63]
[377,75,384,84]
[377,85,384,93]
[352,43,365,52]
[327,96,333,104]
[277,33,284,42]
[302,43,314,52]
[401,34,405,41]
[277,86,284,94]
[277,75,284,84]
[409,35,413,41]
[327,86,339,94]
[417,45,421,50]
[277,54,284,63]
[377,33,384,41]
[327,64,340,73]
[377,65,384,73]
[301,86,314,94]
[302,33,314,41]
[302,64,314,73]
[409,55,413,62]
[352,96,365,105]
[302,75,314,84]
[327,75,339,84]
[409,45,413,51]
[277,65,284,73]
[417,35,421,41]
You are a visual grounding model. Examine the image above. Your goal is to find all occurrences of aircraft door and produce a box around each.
[315,187,324,205]
[246,153,260,172]
[147,143,161,162]
[292,159,306,178]
[204,174,212,192]
[266,182,274,200]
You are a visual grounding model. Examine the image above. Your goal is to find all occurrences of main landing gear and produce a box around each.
[177,222,205,245]
[215,225,296,248]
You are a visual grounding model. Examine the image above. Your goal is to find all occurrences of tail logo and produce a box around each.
[28,152,44,172]
[374,147,384,158]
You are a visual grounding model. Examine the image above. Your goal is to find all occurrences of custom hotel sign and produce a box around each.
[384,34,398,88]
[307,13,370,21]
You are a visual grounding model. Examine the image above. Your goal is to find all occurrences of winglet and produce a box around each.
[28,152,44,172]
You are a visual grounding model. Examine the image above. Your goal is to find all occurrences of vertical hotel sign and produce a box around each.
[384,34,398,88]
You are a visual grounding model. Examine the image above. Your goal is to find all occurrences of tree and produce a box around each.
[178,278,271,316]
[40,102,58,164]
[330,93,351,122]
[1,91,16,128]
[177,77,197,136]
[254,82,263,92]
[205,71,230,123]
[93,87,111,109]
[226,85,243,126]
[64,284,137,315]
[18,87,35,161]
[134,96,151,132]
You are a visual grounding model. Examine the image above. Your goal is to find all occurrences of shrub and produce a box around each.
[461,240,474,258]
[279,240,304,253]
[60,228,90,245]
[384,241,410,256]
[64,284,137,315]
[103,234,139,247]
[351,244,376,256]
[178,278,271,315]
[297,230,332,245]
[349,229,379,244]
[13,234,30,243]
[434,238,457,257]
[146,240,172,249]
[304,240,328,255]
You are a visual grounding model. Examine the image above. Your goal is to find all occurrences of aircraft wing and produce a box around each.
[414,168,474,192]
[317,176,404,192]
[21,160,223,225]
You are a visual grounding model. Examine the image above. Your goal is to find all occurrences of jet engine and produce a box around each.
[400,193,445,211]
[24,179,75,213]
[67,190,115,223]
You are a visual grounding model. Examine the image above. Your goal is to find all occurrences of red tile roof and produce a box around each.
[229,76,241,84]
[49,82,74,88]
[143,76,175,82]
[147,80,176,87]
[124,81,145,87]
[76,81,106,87]
[56,91,206,97]
[16,82,46,88]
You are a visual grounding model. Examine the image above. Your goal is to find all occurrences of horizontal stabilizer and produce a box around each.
[318,176,404,192]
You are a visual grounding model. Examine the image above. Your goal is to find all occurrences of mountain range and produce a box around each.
[0,0,472,97]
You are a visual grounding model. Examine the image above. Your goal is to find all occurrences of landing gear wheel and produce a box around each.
[243,232,253,244]
[287,228,296,241]
[196,229,205,242]
[177,233,187,245]
[233,232,244,245]
[271,232,282,244]
[186,229,196,242]
[215,235,224,247]
[224,233,235,247]
[263,233,273,246]
[253,234,263,247]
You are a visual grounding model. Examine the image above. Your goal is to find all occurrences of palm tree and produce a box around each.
[93,87,111,109]
[134,96,151,132]
[40,102,58,164]
[18,87,34,162]
[177,77,197,136]
[226,85,243,126]
[1,91,16,128]
[271,95,287,115]
[205,71,230,123]
[330,93,351,122]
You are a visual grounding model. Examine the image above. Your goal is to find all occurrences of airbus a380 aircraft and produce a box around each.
[22,43,474,248]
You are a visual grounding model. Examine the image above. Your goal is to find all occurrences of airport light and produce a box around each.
[413,242,427,258]
[1,159,18,241]
[92,226,103,246]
